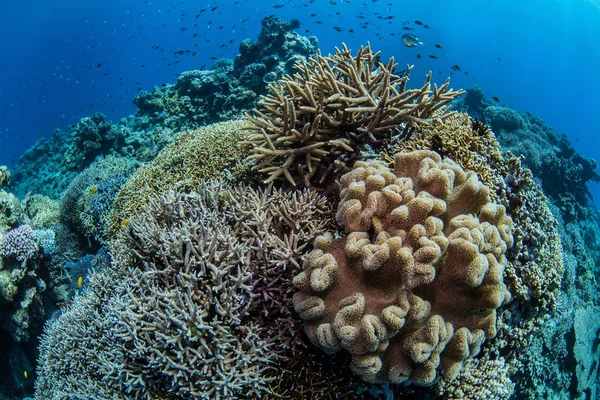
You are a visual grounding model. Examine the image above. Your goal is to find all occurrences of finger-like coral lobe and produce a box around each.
[293,150,513,385]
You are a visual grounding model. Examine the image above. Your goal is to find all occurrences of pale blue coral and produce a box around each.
[34,229,56,255]
[0,225,38,262]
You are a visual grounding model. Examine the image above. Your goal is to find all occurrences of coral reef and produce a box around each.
[0,226,38,262]
[456,90,600,221]
[388,112,501,190]
[34,229,55,255]
[37,180,337,399]
[63,112,127,170]
[59,155,135,242]
[107,119,251,237]
[110,188,273,399]
[293,150,513,385]
[21,194,60,230]
[244,43,464,189]
[435,357,515,399]
[573,307,600,400]
[0,190,21,233]
[10,121,144,200]
[132,16,317,133]
[9,17,316,202]
[0,166,10,188]
[2,35,594,400]
[0,224,47,347]
[234,17,317,91]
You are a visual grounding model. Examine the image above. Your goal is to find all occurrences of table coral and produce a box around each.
[293,150,513,385]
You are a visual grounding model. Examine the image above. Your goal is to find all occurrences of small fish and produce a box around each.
[402,26,413,31]
[497,57,502,61]
[451,64,461,71]
[77,276,83,288]
[23,371,28,379]
[416,54,421,59]
[423,24,430,28]
[401,33,423,47]
[435,44,443,49]
[414,20,423,25]
[492,96,500,102]
[429,55,437,59]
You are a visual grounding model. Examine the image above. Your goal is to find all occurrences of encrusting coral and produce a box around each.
[244,43,464,189]
[293,150,513,385]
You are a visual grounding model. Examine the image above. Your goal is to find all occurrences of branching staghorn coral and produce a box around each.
[244,42,464,189]
[35,267,128,400]
[188,181,363,398]
[293,150,514,385]
[37,179,347,399]
[109,187,273,399]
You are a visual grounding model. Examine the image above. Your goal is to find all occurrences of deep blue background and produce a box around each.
[1,0,599,198]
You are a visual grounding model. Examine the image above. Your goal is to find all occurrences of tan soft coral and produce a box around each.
[293,150,513,385]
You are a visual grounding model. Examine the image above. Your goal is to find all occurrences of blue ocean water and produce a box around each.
[0,0,599,399]
[2,0,599,199]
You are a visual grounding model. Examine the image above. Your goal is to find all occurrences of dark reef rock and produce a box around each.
[457,90,600,221]
[235,16,316,83]
[132,16,317,134]
[456,85,488,120]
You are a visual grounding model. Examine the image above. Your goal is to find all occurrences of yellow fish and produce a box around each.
[23,371,27,379]
[77,276,83,288]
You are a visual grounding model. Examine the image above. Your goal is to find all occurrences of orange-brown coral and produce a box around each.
[244,43,464,189]
[386,112,500,191]
[293,150,513,385]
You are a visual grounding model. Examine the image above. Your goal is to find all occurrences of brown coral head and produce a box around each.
[293,150,513,385]
[244,43,465,189]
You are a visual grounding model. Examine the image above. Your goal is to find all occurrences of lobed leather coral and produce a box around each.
[293,150,513,385]
[244,43,464,189]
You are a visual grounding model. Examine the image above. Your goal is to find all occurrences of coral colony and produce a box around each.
[0,17,598,400]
